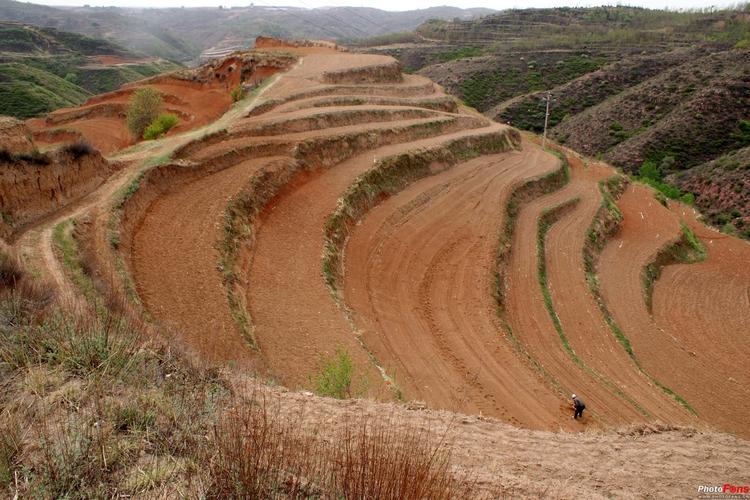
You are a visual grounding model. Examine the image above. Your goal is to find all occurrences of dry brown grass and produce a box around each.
[0,254,480,498]
[205,392,479,499]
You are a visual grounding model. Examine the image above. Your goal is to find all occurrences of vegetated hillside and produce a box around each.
[548,49,750,168]
[361,5,750,239]
[669,147,750,237]
[0,0,493,63]
[0,21,180,119]
[385,6,750,111]
[498,47,750,238]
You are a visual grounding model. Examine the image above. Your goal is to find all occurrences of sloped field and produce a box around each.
[6,44,750,491]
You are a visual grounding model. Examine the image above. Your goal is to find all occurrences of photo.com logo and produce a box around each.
[697,484,750,499]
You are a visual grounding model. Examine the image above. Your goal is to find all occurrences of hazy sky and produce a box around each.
[31,0,737,12]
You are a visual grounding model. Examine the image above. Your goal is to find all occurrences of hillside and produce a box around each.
[362,6,750,239]
[0,38,749,496]
[669,147,750,237]
[0,0,493,63]
[0,21,179,119]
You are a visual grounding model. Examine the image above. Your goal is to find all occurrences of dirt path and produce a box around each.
[343,143,566,428]
[12,73,284,312]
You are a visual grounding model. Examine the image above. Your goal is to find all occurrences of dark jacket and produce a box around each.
[573,398,585,410]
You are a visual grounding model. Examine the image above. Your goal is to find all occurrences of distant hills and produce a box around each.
[363,6,750,238]
[0,21,179,119]
[0,0,494,63]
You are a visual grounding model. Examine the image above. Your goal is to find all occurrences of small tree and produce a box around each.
[126,88,163,139]
[314,347,355,399]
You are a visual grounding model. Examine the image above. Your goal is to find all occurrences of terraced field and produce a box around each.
[7,43,750,447]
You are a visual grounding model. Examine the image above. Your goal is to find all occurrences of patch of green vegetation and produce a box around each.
[608,121,645,145]
[52,220,99,309]
[230,84,246,102]
[126,87,163,139]
[143,113,179,140]
[436,46,483,62]
[0,49,179,118]
[22,56,180,95]
[0,26,40,52]
[637,159,693,203]
[313,347,359,399]
[458,55,606,112]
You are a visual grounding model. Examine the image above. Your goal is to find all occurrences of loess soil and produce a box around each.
[3,40,750,497]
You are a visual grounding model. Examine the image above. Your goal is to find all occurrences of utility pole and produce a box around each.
[542,91,551,150]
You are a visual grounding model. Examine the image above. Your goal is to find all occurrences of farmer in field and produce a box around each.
[571,394,586,419]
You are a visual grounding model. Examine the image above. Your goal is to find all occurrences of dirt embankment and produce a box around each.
[25,48,297,156]
[0,148,110,240]
[0,117,35,155]
[322,61,404,85]
[255,36,341,52]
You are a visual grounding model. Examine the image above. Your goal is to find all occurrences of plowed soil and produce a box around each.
[10,42,750,464]
[132,157,281,367]
[344,144,565,428]
[599,186,750,437]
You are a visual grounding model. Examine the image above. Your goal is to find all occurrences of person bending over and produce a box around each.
[572,394,585,419]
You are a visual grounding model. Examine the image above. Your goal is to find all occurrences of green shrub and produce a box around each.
[639,160,661,181]
[143,113,179,140]
[126,87,163,139]
[680,192,695,205]
[314,347,355,399]
[230,85,246,102]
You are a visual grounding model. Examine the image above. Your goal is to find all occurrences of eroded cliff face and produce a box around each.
[0,147,110,239]
[0,117,34,155]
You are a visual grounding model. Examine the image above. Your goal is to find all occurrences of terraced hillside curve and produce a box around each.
[6,44,750,442]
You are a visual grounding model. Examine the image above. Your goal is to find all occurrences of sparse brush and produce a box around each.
[0,413,23,487]
[328,419,470,500]
[16,149,50,166]
[204,393,474,499]
[0,309,141,379]
[36,415,114,499]
[204,396,326,498]
[61,140,95,160]
[0,249,23,288]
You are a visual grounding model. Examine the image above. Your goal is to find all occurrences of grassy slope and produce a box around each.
[0,63,90,118]
[0,23,181,119]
